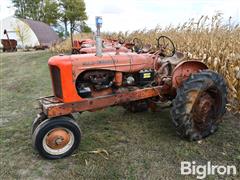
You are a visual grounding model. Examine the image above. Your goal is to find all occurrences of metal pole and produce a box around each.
[95,16,102,56]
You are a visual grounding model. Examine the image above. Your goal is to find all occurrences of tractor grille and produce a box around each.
[50,66,63,98]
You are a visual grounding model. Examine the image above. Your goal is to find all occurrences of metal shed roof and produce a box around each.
[21,18,59,46]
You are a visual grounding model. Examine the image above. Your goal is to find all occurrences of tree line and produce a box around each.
[12,0,91,37]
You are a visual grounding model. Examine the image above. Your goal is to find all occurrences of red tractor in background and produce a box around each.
[71,36,143,54]
[71,38,95,54]
[32,35,227,159]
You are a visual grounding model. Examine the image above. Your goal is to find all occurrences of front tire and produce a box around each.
[171,70,227,141]
[31,112,47,135]
[32,116,81,159]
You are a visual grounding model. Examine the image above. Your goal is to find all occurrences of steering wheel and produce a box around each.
[157,36,175,57]
[118,35,125,44]
[132,38,143,53]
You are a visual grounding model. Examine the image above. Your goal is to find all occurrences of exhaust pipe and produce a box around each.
[95,35,102,56]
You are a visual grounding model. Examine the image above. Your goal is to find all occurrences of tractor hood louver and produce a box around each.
[50,65,63,99]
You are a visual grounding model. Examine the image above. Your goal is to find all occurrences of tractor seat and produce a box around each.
[124,43,135,49]
[160,52,185,65]
[141,44,152,53]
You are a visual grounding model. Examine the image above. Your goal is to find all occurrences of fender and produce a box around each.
[172,60,208,88]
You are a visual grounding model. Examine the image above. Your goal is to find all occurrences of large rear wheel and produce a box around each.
[171,70,227,141]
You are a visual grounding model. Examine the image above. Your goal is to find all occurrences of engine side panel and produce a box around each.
[129,54,155,72]
[72,53,155,81]
[49,53,156,103]
[72,53,119,80]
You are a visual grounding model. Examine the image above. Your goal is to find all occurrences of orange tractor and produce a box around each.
[71,36,143,54]
[32,36,227,159]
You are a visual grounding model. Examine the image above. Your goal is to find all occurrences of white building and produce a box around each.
[0,16,59,48]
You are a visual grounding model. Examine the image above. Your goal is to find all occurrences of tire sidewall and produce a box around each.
[171,70,227,141]
[33,117,81,159]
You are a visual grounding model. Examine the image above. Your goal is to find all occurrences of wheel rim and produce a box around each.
[43,128,74,155]
[192,88,221,131]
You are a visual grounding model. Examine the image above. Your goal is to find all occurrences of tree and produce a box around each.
[54,24,65,38]
[42,0,60,25]
[59,0,88,40]
[81,22,92,33]
[12,0,27,18]
[12,0,59,26]
[12,0,89,39]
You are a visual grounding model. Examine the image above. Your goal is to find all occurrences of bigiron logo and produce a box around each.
[180,161,237,179]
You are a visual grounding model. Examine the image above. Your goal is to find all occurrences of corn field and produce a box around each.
[51,14,240,113]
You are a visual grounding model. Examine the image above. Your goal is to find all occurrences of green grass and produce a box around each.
[0,51,239,179]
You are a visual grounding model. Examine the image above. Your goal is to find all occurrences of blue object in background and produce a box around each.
[96,16,103,27]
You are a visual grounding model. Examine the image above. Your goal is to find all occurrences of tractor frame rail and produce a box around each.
[39,86,161,118]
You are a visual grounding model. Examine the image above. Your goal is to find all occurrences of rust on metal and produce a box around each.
[192,92,215,131]
[91,88,113,97]
[186,90,200,114]
[172,60,208,88]
[1,29,17,52]
[45,128,71,149]
[114,72,123,86]
[40,86,161,118]
[72,38,131,54]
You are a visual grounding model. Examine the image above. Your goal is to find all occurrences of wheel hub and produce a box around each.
[46,128,70,149]
[193,92,214,124]
[199,93,213,114]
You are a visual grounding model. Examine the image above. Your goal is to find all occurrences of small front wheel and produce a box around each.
[32,116,81,159]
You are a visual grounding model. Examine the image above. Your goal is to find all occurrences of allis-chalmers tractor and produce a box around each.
[71,36,143,54]
[32,36,227,159]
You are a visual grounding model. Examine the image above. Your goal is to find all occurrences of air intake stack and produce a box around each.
[95,16,103,56]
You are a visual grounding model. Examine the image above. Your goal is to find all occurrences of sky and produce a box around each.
[0,0,239,32]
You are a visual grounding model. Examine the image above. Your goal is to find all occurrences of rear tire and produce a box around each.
[32,116,81,159]
[171,70,227,141]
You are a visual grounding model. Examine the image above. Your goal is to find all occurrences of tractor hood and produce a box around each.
[80,46,130,54]
[48,52,155,83]
[48,53,155,102]
[71,52,155,80]
[48,55,72,67]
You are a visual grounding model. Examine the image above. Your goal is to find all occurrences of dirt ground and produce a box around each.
[0,51,239,179]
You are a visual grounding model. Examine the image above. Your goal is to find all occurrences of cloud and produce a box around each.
[1,0,239,32]
[100,3,125,14]
[0,0,15,20]
[85,0,240,32]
